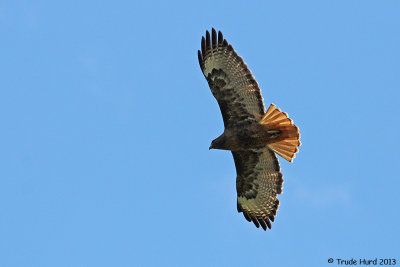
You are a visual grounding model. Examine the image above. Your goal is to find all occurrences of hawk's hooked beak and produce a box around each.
[209,143,213,150]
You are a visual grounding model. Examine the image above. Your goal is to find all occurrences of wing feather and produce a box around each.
[233,148,283,230]
[198,28,265,128]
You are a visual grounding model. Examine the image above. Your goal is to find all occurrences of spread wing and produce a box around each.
[233,148,283,231]
[198,28,265,128]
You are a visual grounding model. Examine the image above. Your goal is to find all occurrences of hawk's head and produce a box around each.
[209,134,227,150]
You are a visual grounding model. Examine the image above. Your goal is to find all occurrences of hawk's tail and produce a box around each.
[261,104,301,162]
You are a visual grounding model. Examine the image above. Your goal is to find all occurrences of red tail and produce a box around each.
[261,104,301,162]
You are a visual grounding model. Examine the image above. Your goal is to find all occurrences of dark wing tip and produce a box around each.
[251,216,260,228]
[212,28,217,49]
[198,50,203,71]
[243,212,252,222]
[218,31,223,44]
[237,201,242,212]
[201,36,206,58]
[199,29,228,61]
[205,30,211,51]
[240,207,277,231]
[242,212,275,231]
[272,199,280,215]
[259,219,267,231]
[265,218,272,229]
[268,214,275,222]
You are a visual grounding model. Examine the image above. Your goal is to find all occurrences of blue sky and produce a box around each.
[1,1,399,266]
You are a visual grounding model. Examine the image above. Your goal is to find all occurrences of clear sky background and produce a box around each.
[1,1,399,266]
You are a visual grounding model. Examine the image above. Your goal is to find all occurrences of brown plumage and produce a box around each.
[198,28,301,231]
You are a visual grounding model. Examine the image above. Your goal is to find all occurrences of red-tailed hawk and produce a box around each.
[198,29,301,231]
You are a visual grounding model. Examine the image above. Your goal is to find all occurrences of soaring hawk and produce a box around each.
[198,28,301,231]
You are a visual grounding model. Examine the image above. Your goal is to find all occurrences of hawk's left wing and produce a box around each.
[233,148,283,231]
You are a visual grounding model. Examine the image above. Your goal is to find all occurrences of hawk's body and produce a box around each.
[198,29,301,231]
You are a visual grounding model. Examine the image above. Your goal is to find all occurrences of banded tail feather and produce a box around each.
[262,104,301,162]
